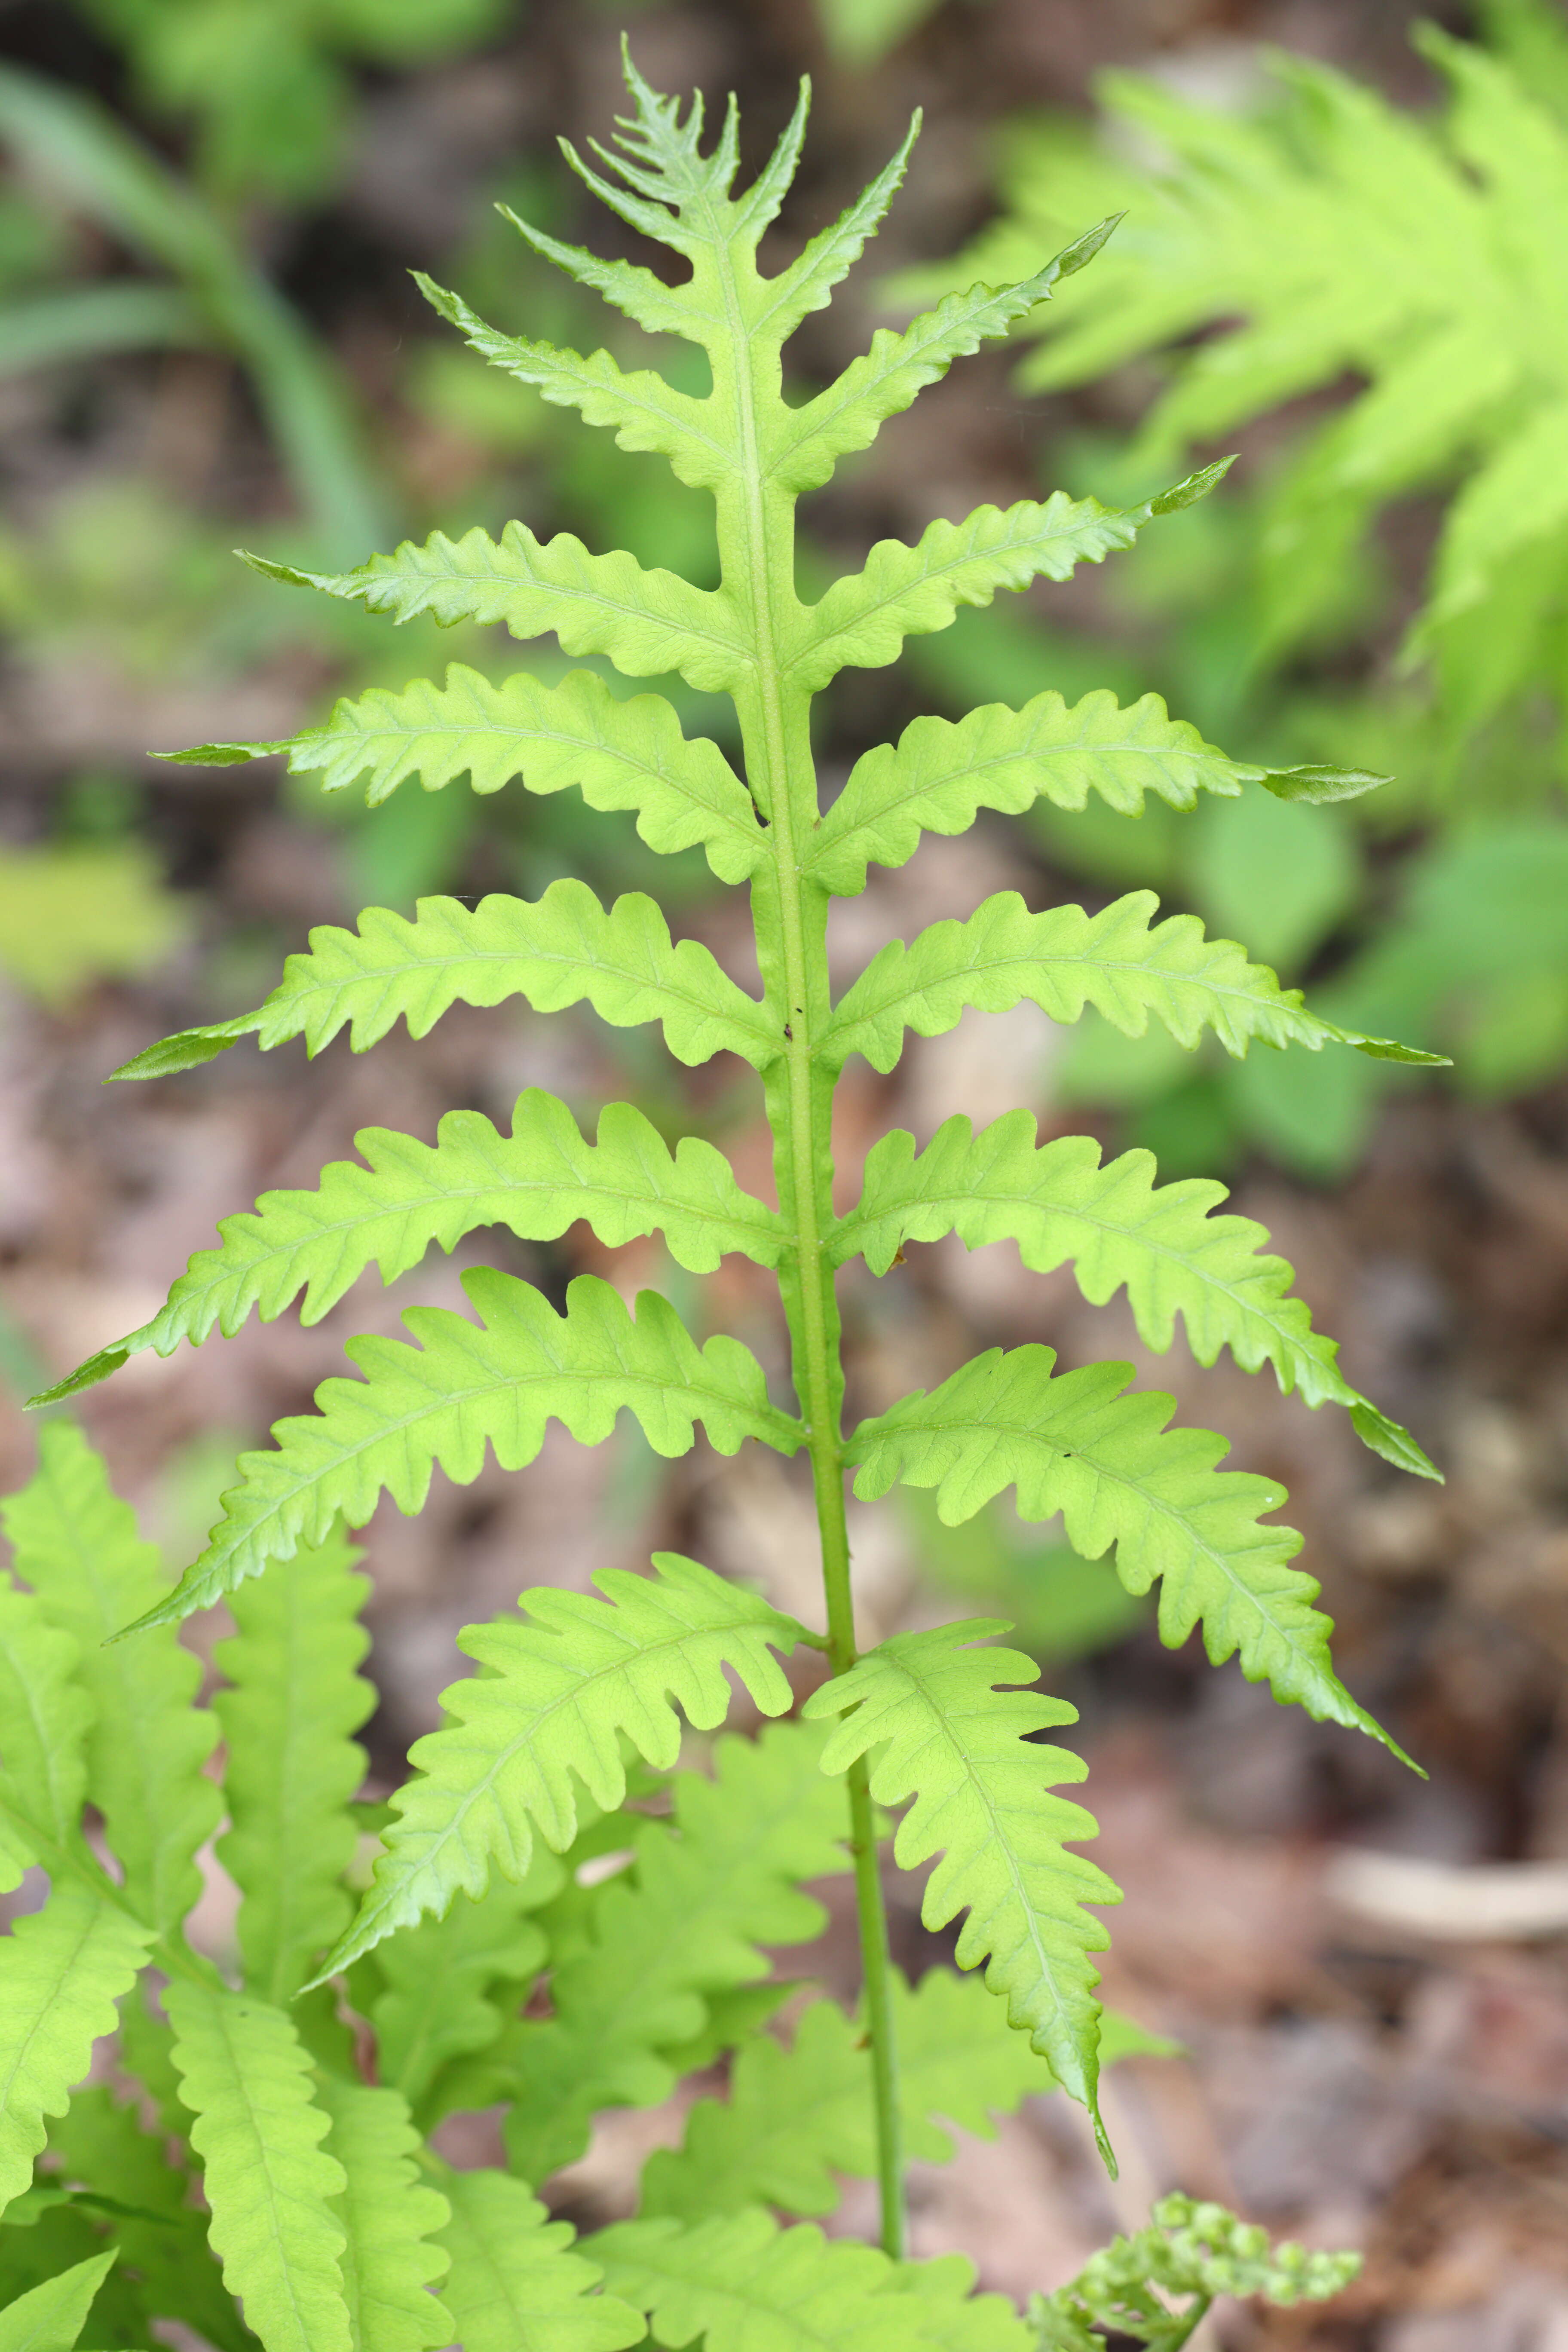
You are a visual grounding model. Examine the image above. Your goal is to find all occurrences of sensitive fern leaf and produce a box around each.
[500,1722,848,2182]
[847,1354,1410,1759]
[35,1090,784,1407]
[436,2168,643,2352]
[0,1580,92,1871]
[214,1531,374,2004]
[804,1626,1115,2142]
[165,665,765,884]
[755,114,921,344]
[1,1424,220,1931]
[316,2081,451,2352]
[0,2251,115,2352]
[368,1868,558,2126]
[322,1554,808,1977]
[589,2211,919,2352]
[832,1115,1438,1479]
[0,1888,152,2218]
[165,1981,349,2352]
[123,1273,802,1636]
[817,890,1444,1075]
[107,884,776,1084]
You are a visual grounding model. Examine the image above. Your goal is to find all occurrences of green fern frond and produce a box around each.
[501,1722,848,2182]
[2,1424,220,1931]
[817,889,1444,1075]
[0,2251,115,2352]
[589,2211,919,2352]
[322,1555,807,1979]
[35,1090,784,1407]
[887,2254,1034,2352]
[106,883,776,1084]
[214,1531,374,2005]
[0,1580,93,1872]
[435,2168,643,2352]
[846,1355,1411,1761]
[0,1888,154,2217]
[791,468,1228,692]
[369,1868,558,2126]
[122,1276,800,1638]
[165,1981,349,2352]
[804,1626,1115,2141]
[241,524,748,693]
[831,1115,1437,1479]
[165,665,765,884]
[315,2081,451,2352]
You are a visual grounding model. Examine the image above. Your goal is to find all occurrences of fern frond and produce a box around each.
[0,1887,153,2217]
[322,1555,806,1978]
[791,466,1227,692]
[436,2168,643,2352]
[166,666,765,882]
[501,1721,848,2183]
[316,2081,451,2352]
[817,889,1444,1075]
[369,1870,556,2125]
[38,1090,783,1407]
[831,1115,1438,1479]
[214,1531,373,2004]
[0,2251,115,2352]
[846,1353,1411,1760]
[106,883,777,1084]
[0,1580,92,1870]
[804,1626,1115,2140]
[588,2211,916,2352]
[806,692,1250,897]
[774,221,1116,498]
[124,1277,800,1638]
[164,1980,349,2352]
[2,1424,220,1930]
[888,2255,1034,2352]
[242,523,748,693]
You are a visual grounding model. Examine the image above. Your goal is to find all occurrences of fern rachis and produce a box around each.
[9,44,1411,2331]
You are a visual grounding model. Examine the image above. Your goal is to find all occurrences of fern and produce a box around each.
[0,1892,154,2218]
[28,43,1401,2317]
[0,2250,115,2352]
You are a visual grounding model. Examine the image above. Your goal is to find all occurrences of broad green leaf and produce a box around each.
[588,2211,916,2352]
[324,1559,809,1979]
[806,690,1252,897]
[774,222,1117,496]
[846,1350,1413,1761]
[436,2169,643,2352]
[121,1276,801,1638]
[165,1981,349,2352]
[804,1626,1115,2140]
[0,2251,115,2352]
[368,1868,557,2126]
[106,885,777,1082]
[816,889,1447,1075]
[831,1115,1439,1479]
[0,1888,153,2218]
[316,2081,451,2352]
[501,1722,848,2182]
[790,466,1229,692]
[242,522,749,694]
[1,1424,220,1931]
[164,665,764,882]
[34,1090,783,1406]
[214,1531,374,2004]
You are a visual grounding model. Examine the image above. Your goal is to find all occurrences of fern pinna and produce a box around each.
[10,49,1432,2344]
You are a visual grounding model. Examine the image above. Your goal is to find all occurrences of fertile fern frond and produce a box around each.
[107,884,776,1084]
[500,1722,848,2183]
[123,1275,802,1636]
[242,527,748,693]
[847,1355,1409,1760]
[368,1872,555,2127]
[165,1981,349,2352]
[804,1626,1114,2142]
[0,2251,115,2352]
[790,468,1227,692]
[214,1532,374,2005]
[315,2081,451,2352]
[817,890,1443,1075]
[831,1115,1437,1479]
[165,665,766,882]
[805,692,1381,897]
[435,2168,643,2352]
[0,1889,154,2217]
[0,1425,219,1931]
[323,1555,808,1978]
[36,1090,784,1407]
